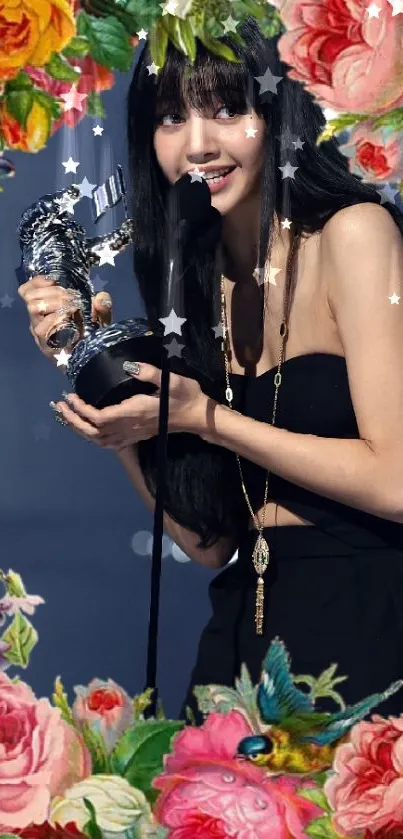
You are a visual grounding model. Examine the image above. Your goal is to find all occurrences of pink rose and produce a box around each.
[153,710,324,839]
[0,672,91,831]
[72,678,134,753]
[324,713,403,836]
[273,0,403,114]
[339,121,403,183]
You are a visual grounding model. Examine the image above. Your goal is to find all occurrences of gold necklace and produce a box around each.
[220,271,287,635]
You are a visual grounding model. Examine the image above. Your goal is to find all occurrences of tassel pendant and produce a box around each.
[252,533,270,635]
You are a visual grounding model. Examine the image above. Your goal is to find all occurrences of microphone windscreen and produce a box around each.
[169,173,222,250]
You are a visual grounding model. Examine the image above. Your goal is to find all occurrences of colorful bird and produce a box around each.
[236,637,403,775]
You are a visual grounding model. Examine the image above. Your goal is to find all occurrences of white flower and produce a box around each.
[49,774,158,837]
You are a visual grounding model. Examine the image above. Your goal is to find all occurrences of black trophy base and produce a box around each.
[74,332,196,409]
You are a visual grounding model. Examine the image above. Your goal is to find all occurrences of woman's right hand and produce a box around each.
[18,274,113,362]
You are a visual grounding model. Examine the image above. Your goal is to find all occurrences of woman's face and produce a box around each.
[153,98,266,215]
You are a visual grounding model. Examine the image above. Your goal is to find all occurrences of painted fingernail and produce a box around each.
[62,391,74,404]
[123,361,140,375]
[49,400,61,413]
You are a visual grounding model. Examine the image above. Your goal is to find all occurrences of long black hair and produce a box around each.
[126,17,403,550]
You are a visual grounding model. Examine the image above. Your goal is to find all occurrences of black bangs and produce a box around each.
[151,37,260,121]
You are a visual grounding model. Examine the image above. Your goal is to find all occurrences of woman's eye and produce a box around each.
[157,104,239,126]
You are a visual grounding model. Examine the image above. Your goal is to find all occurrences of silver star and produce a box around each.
[93,243,116,266]
[278,161,299,180]
[146,62,160,76]
[92,125,104,136]
[188,166,207,183]
[75,177,97,199]
[165,337,185,359]
[389,292,401,304]
[377,184,400,205]
[0,293,14,308]
[254,66,283,96]
[55,192,80,215]
[159,308,187,337]
[221,15,239,34]
[212,322,224,339]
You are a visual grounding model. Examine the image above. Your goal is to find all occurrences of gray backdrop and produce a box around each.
[0,60,219,719]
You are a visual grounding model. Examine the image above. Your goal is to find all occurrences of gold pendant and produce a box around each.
[252,533,270,635]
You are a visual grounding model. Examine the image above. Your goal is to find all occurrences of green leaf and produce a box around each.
[76,10,133,72]
[62,35,91,58]
[33,89,62,121]
[86,91,106,118]
[44,53,81,82]
[1,612,38,667]
[196,30,241,65]
[80,722,110,774]
[306,815,350,839]
[3,91,33,130]
[110,719,184,805]
[298,785,331,813]
[148,18,169,72]
[83,798,103,839]
[0,570,26,598]
[0,834,22,838]
[52,676,76,726]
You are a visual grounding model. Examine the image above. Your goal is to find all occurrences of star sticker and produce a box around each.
[0,293,14,308]
[75,177,97,199]
[137,28,148,39]
[91,273,109,293]
[62,156,80,174]
[281,218,293,230]
[55,191,81,215]
[276,126,300,152]
[366,2,381,16]
[187,166,207,183]
[389,293,401,304]
[292,137,305,151]
[377,184,400,205]
[254,66,283,96]
[37,301,48,313]
[54,348,72,368]
[93,243,116,266]
[254,265,282,287]
[221,15,239,34]
[161,0,185,16]
[159,308,187,337]
[212,322,224,340]
[245,126,258,139]
[147,62,160,76]
[164,337,186,359]
[33,423,51,442]
[92,125,104,136]
[278,161,299,180]
[60,84,88,113]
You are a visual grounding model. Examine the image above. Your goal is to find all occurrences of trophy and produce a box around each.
[16,166,222,409]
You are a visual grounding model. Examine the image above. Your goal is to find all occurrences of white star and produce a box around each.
[0,293,14,308]
[187,166,207,183]
[292,137,305,151]
[389,292,401,304]
[161,0,181,15]
[75,177,97,199]
[62,156,80,174]
[146,62,160,76]
[137,28,148,39]
[212,322,224,340]
[92,124,104,136]
[281,218,293,230]
[245,126,258,139]
[278,161,299,180]
[377,183,401,205]
[254,265,282,287]
[159,308,187,337]
[93,242,116,266]
[55,191,80,215]
[366,2,382,17]
[54,348,72,367]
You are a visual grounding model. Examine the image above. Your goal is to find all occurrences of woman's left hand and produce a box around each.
[52,362,208,451]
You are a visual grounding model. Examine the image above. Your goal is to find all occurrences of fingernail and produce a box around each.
[62,391,74,404]
[102,298,112,308]
[123,361,140,375]
[49,400,62,413]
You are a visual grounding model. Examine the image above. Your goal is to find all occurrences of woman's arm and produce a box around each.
[116,446,237,569]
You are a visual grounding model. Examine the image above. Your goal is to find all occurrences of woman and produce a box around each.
[18,19,403,724]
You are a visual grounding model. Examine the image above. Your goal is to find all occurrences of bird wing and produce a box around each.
[258,637,314,725]
[300,679,403,746]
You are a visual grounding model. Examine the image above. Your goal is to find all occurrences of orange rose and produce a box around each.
[0,98,51,151]
[0,0,76,83]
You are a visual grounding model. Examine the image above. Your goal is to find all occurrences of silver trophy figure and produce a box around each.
[16,166,165,408]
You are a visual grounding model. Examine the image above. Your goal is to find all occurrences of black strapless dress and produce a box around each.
[179,354,403,723]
